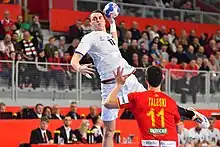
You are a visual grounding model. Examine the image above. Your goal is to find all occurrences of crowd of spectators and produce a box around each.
[1,102,220,146]
[0,9,220,102]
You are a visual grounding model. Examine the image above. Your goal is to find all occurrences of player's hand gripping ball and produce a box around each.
[103,2,120,18]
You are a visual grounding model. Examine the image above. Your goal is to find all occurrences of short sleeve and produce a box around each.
[75,35,92,56]
[119,93,135,109]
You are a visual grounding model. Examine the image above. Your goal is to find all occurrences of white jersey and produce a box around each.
[207,128,220,145]
[178,128,190,144]
[189,127,209,143]
[75,31,135,81]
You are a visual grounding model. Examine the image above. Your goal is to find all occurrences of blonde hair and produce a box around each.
[79,119,90,133]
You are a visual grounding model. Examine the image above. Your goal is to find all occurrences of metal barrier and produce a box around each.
[1,60,220,105]
[0,60,15,100]
[73,0,220,24]
[201,0,220,11]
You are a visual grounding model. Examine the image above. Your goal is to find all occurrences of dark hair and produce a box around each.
[90,10,105,18]
[0,102,6,107]
[70,101,77,105]
[42,106,52,116]
[40,116,49,123]
[35,103,43,109]
[92,116,100,125]
[146,65,163,87]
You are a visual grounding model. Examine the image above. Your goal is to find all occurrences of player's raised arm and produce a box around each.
[71,35,95,78]
[106,16,118,45]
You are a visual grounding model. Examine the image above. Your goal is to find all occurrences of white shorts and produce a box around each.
[100,74,146,121]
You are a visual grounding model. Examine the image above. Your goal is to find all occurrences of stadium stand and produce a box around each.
[0,1,220,147]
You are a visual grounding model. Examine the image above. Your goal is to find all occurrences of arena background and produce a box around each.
[0,0,220,147]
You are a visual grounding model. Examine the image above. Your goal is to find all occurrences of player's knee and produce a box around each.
[104,127,115,138]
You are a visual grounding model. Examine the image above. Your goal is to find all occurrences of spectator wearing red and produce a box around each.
[129,21,141,40]
[1,10,14,35]
[0,34,15,58]
[48,51,65,90]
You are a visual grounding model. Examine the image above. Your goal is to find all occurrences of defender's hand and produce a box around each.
[113,66,129,86]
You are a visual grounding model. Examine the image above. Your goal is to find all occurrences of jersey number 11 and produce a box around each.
[147,108,165,128]
[108,39,116,46]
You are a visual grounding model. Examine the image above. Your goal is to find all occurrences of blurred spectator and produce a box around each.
[81,18,91,35]
[199,33,208,46]
[42,106,52,119]
[58,36,67,58]
[48,51,65,90]
[30,15,43,49]
[138,32,149,51]
[73,119,90,144]
[55,115,75,144]
[195,46,206,59]
[171,38,179,53]
[214,30,220,42]
[127,39,138,64]
[86,105,98,119]
[140,54,150,68]
[168,28,177,45]
[68,20,83,43]
[189,124,209,144]
[30,116,53,144]
[204,39,217,58]
[11,32,20,50]
[157,25,167,38]
[0,34,15,58]
[20,31,37,61]
[129,21,141,40]
[191,37,200,53]
[186,45,196,62]
[119,42,129,62]
[120,108,135,119]
[158,34,171,54]
[160,45,169,61]
[67,38,80,56]
[118,21,127,44]
[0,102,6,112]
[51,104,64,120]
[172,45,188,64]
[91,116,103,143]
[188,29,196,45]
[31,103,44,119]
[35,50,50,89]
[150,43,161,64]
[177,121,190,145]
[131,53,140,67]
[206,117,220,146]
[1,10,14,35]
[179,29,188,50]
[66,102,81,120]
[14,15,23,30]
[44,36,58,58]
[124,30,132,45]
[149,25,159,41]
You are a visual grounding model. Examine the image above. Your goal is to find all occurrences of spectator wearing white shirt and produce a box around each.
[150,25,159,41]
[207,117,220,146]
[189,124,209,144]
[0,34,15,58]
[55,116,75,144]
[177,121,190,145]
[51,104,64,120]
[91,116,103,143]
[168,28,177,45]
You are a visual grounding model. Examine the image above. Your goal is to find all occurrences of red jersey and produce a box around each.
[120,90,180,147]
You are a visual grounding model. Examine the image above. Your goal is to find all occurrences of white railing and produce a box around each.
[1,60,220,104]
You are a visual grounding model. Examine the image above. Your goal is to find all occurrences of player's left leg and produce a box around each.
[102,120,116,147]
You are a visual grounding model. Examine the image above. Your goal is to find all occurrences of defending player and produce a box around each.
[104,66,180,147]
[71,10,209,147]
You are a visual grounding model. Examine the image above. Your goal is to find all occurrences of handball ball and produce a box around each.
[103,2,120,18]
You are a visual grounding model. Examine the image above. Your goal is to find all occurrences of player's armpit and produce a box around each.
[174,105,181,124]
